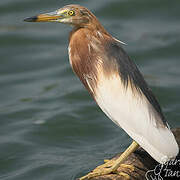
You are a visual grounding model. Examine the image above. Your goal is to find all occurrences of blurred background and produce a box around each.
[0,0,180,179]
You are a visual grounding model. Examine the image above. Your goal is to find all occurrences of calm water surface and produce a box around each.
[0,0,180,179]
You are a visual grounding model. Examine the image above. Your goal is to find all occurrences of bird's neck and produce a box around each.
[68,27,113,95]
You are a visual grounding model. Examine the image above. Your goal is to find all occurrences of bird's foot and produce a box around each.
[118,163,135,172]
[79,141,139,180]
[79,161,134,180]
[79,167,113,180]
[104,159,134,171]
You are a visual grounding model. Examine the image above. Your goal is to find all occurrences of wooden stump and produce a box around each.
[85,128,180,180]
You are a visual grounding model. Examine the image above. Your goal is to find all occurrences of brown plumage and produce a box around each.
[24,4,179,180]
[69,27,117,95]
[67,5,114,96]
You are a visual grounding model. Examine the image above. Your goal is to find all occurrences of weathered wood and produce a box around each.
[85,128,180,180]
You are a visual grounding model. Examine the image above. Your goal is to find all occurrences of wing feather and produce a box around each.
[94,40,179,163]
[104,41,167,126]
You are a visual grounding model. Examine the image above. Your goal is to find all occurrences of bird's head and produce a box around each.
[24,4,100,28]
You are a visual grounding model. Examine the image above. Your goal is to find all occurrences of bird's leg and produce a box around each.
[79,141,139,180]
[110,141,139,171]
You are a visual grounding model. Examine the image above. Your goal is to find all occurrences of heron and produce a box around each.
[24,4,179,180]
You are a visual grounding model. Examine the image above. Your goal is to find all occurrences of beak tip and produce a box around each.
[24,16,38,22]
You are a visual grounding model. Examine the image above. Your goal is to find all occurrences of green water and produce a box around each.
[0,0,180,179]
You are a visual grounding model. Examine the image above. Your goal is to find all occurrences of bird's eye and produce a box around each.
[68,10,75,16]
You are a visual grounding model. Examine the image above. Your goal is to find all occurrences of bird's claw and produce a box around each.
[79,162,134,180]
[79,167,113,180]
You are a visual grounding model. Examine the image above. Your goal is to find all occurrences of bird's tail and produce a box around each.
[128,125,179,164]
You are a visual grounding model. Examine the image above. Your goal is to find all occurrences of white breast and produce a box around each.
[94,72,179,163]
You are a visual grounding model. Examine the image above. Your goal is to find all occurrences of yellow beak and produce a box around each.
[24,11,63,22]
